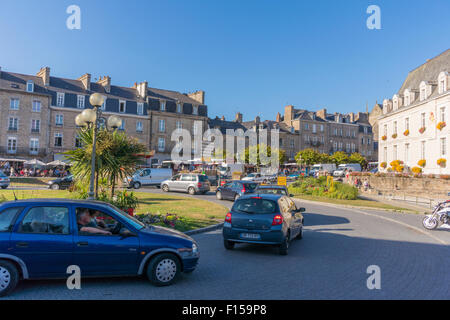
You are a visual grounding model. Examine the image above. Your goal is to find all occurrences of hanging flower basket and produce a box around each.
[392,133,398,139]
[437,122,446,130]
[419,127,426,134]
[381,135,387,141]
[437,158,446,167]
[403,129,409,136]
[418,159,426,167]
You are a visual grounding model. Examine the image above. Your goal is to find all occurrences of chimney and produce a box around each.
[348,112,355,123]
[36,67,50,86]
[276,112,281,122]
[316,108,327,120]
[235,112,243,123]
[187,90,205,104]
[255,116,260,125]
[284,105,294,124]
[136,81,148,99]
[78,73,91,91]
[97,76,111,93]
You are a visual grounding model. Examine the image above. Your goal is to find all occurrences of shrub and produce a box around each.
[288,177,358,200]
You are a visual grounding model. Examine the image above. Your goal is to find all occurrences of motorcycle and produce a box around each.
[422,192,450,230]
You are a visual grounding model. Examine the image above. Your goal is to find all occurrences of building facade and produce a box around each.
[377,49,450,174]
[0,66,208,165]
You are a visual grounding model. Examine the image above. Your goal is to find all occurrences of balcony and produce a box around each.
[31,128,40,134]
[0,147,47,158]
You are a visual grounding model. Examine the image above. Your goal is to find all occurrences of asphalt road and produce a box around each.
[3,188,450,300]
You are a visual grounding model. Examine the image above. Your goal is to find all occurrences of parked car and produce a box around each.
[311,163,336,176]
[253,185,291,196]
[48,175,73,190]
[223,194,305,255]
[216,181,258,201]
[287,172,301,181]
[125,168,173,189]
[242,173,277,184]
[0,172,10,189]
[0,199,199,297]
[161,174,210,195]
[333,163,362,177]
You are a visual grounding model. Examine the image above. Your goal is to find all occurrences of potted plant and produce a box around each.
[437,158,446,167]
[417,159,426,168]
[381,135,387,141]
[114,191,139,216]
[437,122,446,130]
[419,127,426,134]
[392,133,398,139]
[403,129,409,136]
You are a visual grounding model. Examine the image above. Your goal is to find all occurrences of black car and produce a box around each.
[253,185,291,196]
[216,181,258,201]
[48,175,73,190]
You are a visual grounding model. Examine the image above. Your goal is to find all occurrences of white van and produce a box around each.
[311,163,336,175]
[333,163,362,177]
[125,168,173,189]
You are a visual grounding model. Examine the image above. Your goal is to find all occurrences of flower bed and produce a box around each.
[288,176,358,200]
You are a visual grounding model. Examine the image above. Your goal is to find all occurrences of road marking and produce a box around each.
[295,199,448,246]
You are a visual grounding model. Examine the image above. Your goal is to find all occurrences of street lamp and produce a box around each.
[75,93,122,199]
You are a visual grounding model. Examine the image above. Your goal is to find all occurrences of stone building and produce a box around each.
[0,66,208,165]
[377,49,450,174]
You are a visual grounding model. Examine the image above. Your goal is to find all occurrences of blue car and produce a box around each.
[0,199,199,297]
[223,194,305,255]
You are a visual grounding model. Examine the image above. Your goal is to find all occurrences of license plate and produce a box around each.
[240,233,261,240]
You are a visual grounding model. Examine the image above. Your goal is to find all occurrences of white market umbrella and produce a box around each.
[24,159,46,166]
[46,160,68,167]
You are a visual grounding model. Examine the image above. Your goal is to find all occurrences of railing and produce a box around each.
[0,147,47,158]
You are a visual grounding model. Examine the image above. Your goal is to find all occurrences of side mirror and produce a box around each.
[289,194,294,197]
[296,207,306,213]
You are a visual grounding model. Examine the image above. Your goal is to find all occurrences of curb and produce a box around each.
[184,222,224,236]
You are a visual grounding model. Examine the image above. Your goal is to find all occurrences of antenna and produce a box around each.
[12,188,17,201]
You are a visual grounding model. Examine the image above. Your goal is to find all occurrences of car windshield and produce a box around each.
[232,198,277,214]
[256,188,287,195]
[106,204,145,230]
[244,183,257,191]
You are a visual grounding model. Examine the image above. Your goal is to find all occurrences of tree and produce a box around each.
[348,152,368,169]
[330,151,349,165]
[64,128,147,197]
[318,152,331,164]
[295,148,321,166]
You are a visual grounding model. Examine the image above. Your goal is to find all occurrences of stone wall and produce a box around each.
[364,175,450,199]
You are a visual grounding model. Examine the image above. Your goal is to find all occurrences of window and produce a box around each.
[10,98,19,110]
[30,138,39,154]
[383,124,387,136]
[32,100,41,112]
[7,137,17,154]
[75,135,83,148]
[304,123,309,130]
[421,141,425,159]
[55,114,64,126]
[158,138,165,152]
[160,101,166,111]
[19,207,69,234]
[158,119,165,132]
[393,145,397,160]
[26,80,34,93]
[54,133,63,147]
[312,124,317,133]
[420,88,426,101]
[405,118,409,131]
[320,124,324,132]
[440,107,446,123]
[77,95,85,108]
[405,143,410,162]
[393,121,397,134]
[56,92,65,107]
[364,126,368,134]
[136,121,143,132]
[421,113,426,128]
[119,101,126,113]
[31,119,40,133]
[290,139,294,148]
[101,96,107,110]
[439,80,446,94]
[441,138,447,156]
[75,208,129,236]
[177,103,182,113]
[351,143,356,153]
[8,117,18,131]
[137,103,144,115]
[119,119,125,131]
[176,120,182,131]
[193,105,198,115]
[383,147,387,162]
[0,207,23,232]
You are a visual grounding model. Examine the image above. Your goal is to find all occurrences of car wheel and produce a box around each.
[162,184,169,192]
[216,191,222,200]
[188,187,196,195]
[0,260,19,297]
[296,227,303,240]
[51,183,60,190]
[147,253,181,286]
[279,234,290,255]
[1,186,7,189]
[133,182,141,189]
[224,240,235,250]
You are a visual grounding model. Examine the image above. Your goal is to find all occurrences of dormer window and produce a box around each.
[393,95,401,110]
[137,102,144,115]
[77,95,85,109]
[193,105,198,115]
[26,80,34,93]
[160,101,166,111]
[177,103,182,113]
[438,71,448,94]
[56,92,65,107]
[119,100,126,113]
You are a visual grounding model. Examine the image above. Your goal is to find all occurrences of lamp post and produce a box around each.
[75,93,122,199]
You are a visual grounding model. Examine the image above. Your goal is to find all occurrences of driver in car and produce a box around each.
[77,209,112,235]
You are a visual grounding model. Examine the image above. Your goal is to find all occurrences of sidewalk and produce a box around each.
[359,193,432,213]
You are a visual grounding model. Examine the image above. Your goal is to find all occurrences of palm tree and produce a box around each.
[63,128,147,198]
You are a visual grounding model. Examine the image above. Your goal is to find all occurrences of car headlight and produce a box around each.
[192,243,198,254]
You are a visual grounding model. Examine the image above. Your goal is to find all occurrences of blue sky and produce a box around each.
[0,0,449,121]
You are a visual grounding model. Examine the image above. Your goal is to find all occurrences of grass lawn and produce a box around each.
[293,194,416,213]
[0,189,228,232]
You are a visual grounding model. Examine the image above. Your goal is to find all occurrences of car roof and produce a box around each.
[0,198,113,208]
[238,193,284,201]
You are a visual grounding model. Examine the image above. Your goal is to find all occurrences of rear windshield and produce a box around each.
[198,175,209,182]
[244,183,257,190]
[256,188,287,195]
[232,198,277,214]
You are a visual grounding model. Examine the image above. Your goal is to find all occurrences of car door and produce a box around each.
[180,174,193,192]
[72,205,140,276]
[220,182,233,200]
[10,205,73,278]
[167,174,180,190]
[139,169,152,186]
[286,197,302,238]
